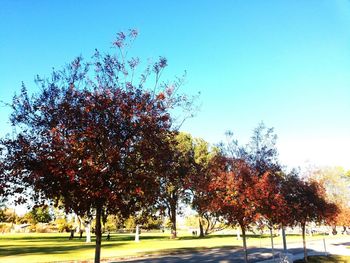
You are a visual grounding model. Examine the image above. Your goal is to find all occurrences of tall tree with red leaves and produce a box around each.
[282,174,338,262]
[0,31,187,263]
[209,156,259,263]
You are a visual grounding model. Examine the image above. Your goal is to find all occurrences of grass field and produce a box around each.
[0,231,347,262]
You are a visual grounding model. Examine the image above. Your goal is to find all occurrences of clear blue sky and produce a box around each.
[1,0,350,169]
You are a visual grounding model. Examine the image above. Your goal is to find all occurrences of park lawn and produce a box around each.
[0,231,347,262]
[0,232,235,262]
[294,255,350,262]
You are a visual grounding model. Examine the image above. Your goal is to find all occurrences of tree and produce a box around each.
[246,122,280,175]
[0,158,4,204]
[157,132,195,238]
[54,217,71,233]
[104,214,123,232]
[225,123,286,255]
[19,206,52,225]
[310,166,350,206]
[0,208,5,222]
[282,174,338,262]
[30,205,52,224]
[309,166,350,233]
[1,31,186,262]
[334,206,350,233]
[0,208,18,223]
[224,122,280,176]
[254,171,289,258]
[121,212,162,232]
[209,156,259,263]
[189,138,225,237]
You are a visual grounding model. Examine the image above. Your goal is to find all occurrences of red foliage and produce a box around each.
[208,157,259,228]
[0,31,187,263]
[334,206,350,227]
[254,172,289,226]
[208,156,259,262]
[282,176,338,227]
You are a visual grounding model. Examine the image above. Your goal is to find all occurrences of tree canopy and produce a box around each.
[0,30,189,262]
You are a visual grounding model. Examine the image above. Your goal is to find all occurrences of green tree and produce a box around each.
[31,205,52,223]
[20,206,52,224]
[55,217,71,232]
[0,208,6,222]
[2,208,18,223]
[104,214,123,232]
[189,138,224,237]
[123,216,136,231]
[157,132,196,238]
[19,212,35,224]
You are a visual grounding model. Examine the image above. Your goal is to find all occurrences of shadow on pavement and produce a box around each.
[110,246,333,263]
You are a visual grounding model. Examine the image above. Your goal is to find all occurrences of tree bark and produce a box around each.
[199,217,204,237]
[236,227,241,240]
[86,220,91,243]
[204,214,210,235]
[170,205,177,238]
[94,205,102,263]
[74,214,79,233]
[135,225,140,242]
[302,223,308,262]
[281,225,287,252]
[75,215,82,238]
[241,224,248,263]
[269,226,275,262]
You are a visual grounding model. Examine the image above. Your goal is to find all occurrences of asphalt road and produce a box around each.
[112,237,350,263]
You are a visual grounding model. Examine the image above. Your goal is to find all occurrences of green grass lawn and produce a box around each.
[0,231,348,262]
[294,255,350,262]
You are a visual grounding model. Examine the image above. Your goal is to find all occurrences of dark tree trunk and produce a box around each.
[302,223,308,262]
[199,217,204,237]
[204,215,214,235]
[240,224,248,263]
[94,205,102,263]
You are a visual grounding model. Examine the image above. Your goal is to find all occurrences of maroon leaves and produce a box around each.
[1,31,185,263]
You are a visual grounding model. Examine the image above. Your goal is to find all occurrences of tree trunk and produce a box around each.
[302,223,308,262]
[135,225,140,242]
[204,215,211,235]
[76,215,82,238]
[74,214,79,233]
[199,217,204,237]
[236,227,241,240]
[86,220,91,243]
[269,226,275,262]
[170,205,177,238]
[94,206,102,263]
[281,225,287,252]
[309,225,312,236]
[240,224,248,263]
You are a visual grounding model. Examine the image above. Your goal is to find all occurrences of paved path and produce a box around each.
[258,237,350,262]
[111,237,350,263]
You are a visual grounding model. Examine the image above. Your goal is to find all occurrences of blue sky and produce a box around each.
[1,0,350,169]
